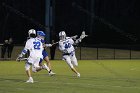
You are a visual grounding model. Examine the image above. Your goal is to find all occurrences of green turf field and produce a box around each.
[0,60,140,93]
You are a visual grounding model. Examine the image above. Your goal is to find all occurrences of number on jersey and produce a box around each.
[33,41,41,50]
[65,43,71,48]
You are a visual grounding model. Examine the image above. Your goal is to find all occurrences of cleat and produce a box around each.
[32,66,37,72]
[77,73,80,77]
[26,77,34,83]
[49,71,56,76]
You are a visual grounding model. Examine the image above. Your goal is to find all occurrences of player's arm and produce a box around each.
[58,41,68,53]
[16,40,30,61]
[59,41,64,51]
[45,44,52,47]
[40,39,52,48]
[16,48,28,62]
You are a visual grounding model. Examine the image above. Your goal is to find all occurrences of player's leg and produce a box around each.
[44,56,51,71]
[25,62,33,83]
[71,55,80,77]
[33,57,55,76]
[71,54,78,66]
[43,50,55,75]
[64,55,80,77]
[39,58,50,71]
[32,58,44,72]
[25,57,40,83]
[44,56,56,76]
[32,64,42,72]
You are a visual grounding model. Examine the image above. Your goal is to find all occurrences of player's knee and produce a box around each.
[70,64,74,69]
[74,62,78,66]
[25,62,32,71]
[32,65,40,73]
[25,64,30,71]
[32,66,37,73]
[25,67,30,71]
[74,63,78,67]
[72,61,78,67]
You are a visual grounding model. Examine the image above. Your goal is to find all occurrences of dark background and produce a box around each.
[0,0,45,44]
[0,0,140,45]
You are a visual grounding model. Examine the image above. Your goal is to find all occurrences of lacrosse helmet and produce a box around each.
[37,31,46,40]
[28,29,36,37]
[59,31,66,40]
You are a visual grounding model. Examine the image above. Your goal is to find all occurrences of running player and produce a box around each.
[36,31,56,76]
[58,31,80,77]
[16,29,44,83]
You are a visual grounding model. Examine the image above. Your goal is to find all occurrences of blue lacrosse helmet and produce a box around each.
[37,31,46,36]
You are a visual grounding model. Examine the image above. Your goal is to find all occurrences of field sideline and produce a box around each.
[0,60,140,93]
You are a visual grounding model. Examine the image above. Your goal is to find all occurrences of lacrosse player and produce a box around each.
[36,31,56,76]
[58,31,81,77]
[58,31,88,77]
[16,29,44,83]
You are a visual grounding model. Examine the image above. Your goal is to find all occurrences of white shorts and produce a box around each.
[25,56,41,71]
[63,54,78,68]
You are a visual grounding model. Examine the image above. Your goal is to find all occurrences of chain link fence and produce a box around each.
[1,44,140,60]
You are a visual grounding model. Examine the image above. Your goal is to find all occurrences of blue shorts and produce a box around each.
[42,50,48,59]
[39,50,48,63]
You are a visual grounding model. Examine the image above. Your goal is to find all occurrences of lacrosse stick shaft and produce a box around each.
[51,35,78,45]
[20,58,28,61]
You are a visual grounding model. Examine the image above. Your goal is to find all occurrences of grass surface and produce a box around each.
[0,60,140,93]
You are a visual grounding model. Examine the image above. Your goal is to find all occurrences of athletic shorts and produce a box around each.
[39,50,48,63]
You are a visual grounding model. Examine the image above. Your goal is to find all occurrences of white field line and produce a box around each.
[130,68,140,71]
[38,81,140,89]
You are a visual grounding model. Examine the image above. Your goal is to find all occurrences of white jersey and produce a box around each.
[24,37,43,59]
[59,37,75,54]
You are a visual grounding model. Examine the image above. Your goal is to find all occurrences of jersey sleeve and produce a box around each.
[69,38,74,45]
[24,39,32,50]
[19,39,31,56]
[59,41,65,51]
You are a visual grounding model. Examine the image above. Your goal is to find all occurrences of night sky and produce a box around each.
[0,0,140,45]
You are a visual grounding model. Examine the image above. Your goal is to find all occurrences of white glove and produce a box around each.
[75,38,82,44]
[16,54,23,62]
[46,44,52,47]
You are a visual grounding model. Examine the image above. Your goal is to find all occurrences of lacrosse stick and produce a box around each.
[75,31,88,43]
[52,35,78,45]
[16,57,28,62]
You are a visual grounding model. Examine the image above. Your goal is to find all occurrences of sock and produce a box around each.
[29,77,33,80]
[43,64,50,72]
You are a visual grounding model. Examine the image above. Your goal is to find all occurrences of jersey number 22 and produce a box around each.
[33,41,41,50]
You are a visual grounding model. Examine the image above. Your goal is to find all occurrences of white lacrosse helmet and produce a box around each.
[28,29,36,37]
[59,31,66,40]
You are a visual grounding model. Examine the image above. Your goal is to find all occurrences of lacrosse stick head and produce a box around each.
[80,31,88,39]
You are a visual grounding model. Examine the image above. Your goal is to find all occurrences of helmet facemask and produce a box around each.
[28,29,36,38]
[59,31,66,40]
